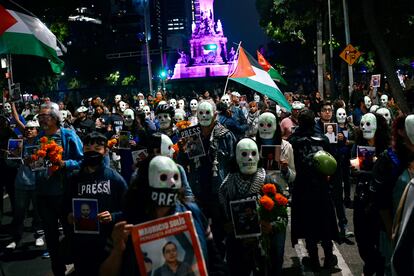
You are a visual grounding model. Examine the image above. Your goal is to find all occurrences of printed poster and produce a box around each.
[131,212,207,276]
[179,125,205,159]
[357,146,376,171]
[26,145,47,171]
[370,74,381,88]
[131,148,148,164]
[229,198,261,239]
[72,198,99,234]
[324,123,338,144]
[260,145,281,171]
[7,139,23,159]
[118,131,131,150]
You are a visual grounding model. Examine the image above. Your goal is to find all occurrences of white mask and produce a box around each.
[376,108,391,125]
[190,99,198,112]
[149,156,181,206]
[380,95,388,107]
[123,109,135,127]
[177,100,185,110]
[169,99,177,109]
[360,113,377,140]
[157,112,172,130]
[159,100,167,106]
[336,108,347,124]
[364,96,372,109]
[143,106,151,117]
[4,102,11,114]
[221,95,231,107]
[258,112,277,139]
[160,134,174,158]
[118,101,127,112]
[114,94,122,103]
[174,109,185,123]
[197,102,214,126]
[60,110,68,122]
[369,105,379,113]
[139,100,146,109]
[236,138,259,175]
[405,115,414,144]
[254,94,260,103]
[276,105,282,117]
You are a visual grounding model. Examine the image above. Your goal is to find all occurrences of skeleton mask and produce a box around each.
[236,138,259,175]
[118,101,127,112]
[60,110,68,122]
[157,112,172,130]
[405,115,414,145]
[364,96,372,109]
[336,108,347,124]
[258,112,277,139]
[221,95,231,107]
[159,100,167,106]
[3,102,11,114]
[149,156,181,206]
[376,108,391,125]
[169,99,177,109]
[190,99,198,112]
[123,109,135,127]
[254,94,260,103]
[174,109,185,123]
[380,95,388,107]
[370,105,379,113]
[197,102,214,127]
[114,94,122,103]
[139,100,146,109]
[177,99,185,110]
[160,134,174,158]
[143,106,151,117]
[360,113,377,140]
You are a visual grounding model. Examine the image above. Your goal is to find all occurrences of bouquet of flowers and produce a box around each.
[176,120,191,130]
[107,138,118,149]
[32,136,64,173]
[258,183,288,256]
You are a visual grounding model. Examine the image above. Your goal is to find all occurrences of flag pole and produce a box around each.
[223,41,242,96]
[5,54,13,104]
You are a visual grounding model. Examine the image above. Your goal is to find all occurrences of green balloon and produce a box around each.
[313,150,337,176]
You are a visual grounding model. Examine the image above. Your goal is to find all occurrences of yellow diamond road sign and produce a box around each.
[340,44,361,65]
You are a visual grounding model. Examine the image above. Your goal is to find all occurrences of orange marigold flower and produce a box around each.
[31,154,39,161]
[262,183,277,196]
[50,165,60,172]
[39,136,48,144]
[172,143,179,153]
[260,195,275,211]
[275,193,289,206]
[37,150,47,158]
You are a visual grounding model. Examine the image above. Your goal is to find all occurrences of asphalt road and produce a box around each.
[0,195,363,276]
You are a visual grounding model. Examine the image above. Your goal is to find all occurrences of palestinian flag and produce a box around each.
[257,51,288,86]
[229,47,291,111]
[0,4,64,73]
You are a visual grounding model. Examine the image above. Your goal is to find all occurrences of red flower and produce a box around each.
[37,150,47,158]
[275,193,289,206]
[262,183,277,196]
[260,195,275,211]
[39,136,48,144]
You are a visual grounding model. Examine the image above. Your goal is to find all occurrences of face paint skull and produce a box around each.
[380,95,388,107]
[336,108,347,124]
[143,106,151,117]
[221,95,231,107]
[139,100,146,109]
[258,112,277,139]
[123,109,135,127]
[360,113,377,140]
[3,102,11,114]
[254,94,260,102]
[160,134,174,158]
[177,100,185,110]
[169,99,177,109]
[174,109,185,123]
[236,138,259,175]
[364,96,372,109]
[376,108,391,125]
[197,102,214,127]
[114,94,122,103]
[405,115,414,145]
[369,105,379,113]
[190,100,198,112]
[157,112,172,130]
[148,156,181,206]
[118,101,127,112]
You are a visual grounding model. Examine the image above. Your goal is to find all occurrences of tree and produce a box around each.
[121,75,137,86]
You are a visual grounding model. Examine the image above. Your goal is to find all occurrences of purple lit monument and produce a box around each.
[171,0,235,79]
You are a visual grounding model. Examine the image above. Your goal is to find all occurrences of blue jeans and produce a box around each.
[12,189,42,241]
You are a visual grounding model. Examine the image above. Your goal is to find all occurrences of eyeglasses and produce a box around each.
[321,108,332,113]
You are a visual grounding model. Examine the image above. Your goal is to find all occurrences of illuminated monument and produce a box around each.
[171,0,236,79]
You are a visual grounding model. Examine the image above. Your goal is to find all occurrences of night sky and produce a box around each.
[214,0,268,53]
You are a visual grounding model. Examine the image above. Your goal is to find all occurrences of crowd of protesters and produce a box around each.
[0,82,413,276]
